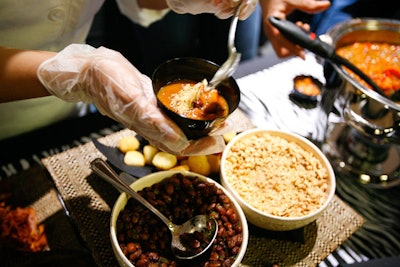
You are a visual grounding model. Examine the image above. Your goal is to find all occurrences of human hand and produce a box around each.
[260,0,330,59]
[166,0,258,20]
[37,44,226,156]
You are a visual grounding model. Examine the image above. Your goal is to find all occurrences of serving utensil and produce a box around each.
[269,16,386,96]
[208,3,242,89]
[90,158,218,260]
[92,138,155,177]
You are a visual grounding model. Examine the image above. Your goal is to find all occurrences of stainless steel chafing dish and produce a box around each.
[322,18,400,187]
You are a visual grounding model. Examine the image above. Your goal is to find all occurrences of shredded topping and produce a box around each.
[169,79,209,115]
[158,79,228,120]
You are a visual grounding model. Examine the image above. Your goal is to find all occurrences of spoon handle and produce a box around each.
[330,53,386,95]
[208,3,242,88]
[90,158,173,228]
[269,16,335,59]
[227,2,241,53]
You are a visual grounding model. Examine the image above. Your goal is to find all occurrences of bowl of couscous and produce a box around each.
[220,129,336,231]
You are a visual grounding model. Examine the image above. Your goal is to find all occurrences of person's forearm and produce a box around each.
[137,0,169,10]
[0,46,56,103]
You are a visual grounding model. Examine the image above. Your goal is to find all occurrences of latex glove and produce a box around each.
[261,0,330,58]
[166,0,258,20]
[37,44,225,156]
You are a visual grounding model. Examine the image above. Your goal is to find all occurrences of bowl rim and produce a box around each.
[220,128,336,222]
[110,170,249,267]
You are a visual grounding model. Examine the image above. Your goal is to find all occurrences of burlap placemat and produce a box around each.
[42,129,364,267]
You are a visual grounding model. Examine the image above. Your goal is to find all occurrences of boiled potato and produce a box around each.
[152,152,178,170]
[118,135,140,153]
[188,155,211,176]
[170,165,190,171]
[124,150,145,166]
[207,154,221,174]
[143,145,159,165]
[223,131,237,143]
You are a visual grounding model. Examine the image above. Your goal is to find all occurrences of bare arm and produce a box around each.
[0,46,56,103]
[260,0,331,58]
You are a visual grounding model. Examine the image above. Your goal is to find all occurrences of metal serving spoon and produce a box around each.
[90,158,218,260]
[208,3,242,89]
[269,16,386,96]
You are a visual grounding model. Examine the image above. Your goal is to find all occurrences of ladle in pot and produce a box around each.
[269,16,386,96]
[90,158,218,260]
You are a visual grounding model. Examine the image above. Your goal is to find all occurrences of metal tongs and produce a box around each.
[268,16,386,96]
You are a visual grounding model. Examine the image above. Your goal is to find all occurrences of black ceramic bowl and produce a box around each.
[289,75,322,105]
[152,57,241,140]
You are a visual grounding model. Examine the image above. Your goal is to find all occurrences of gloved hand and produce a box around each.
[166,0,258,20]
[37,44,226,156]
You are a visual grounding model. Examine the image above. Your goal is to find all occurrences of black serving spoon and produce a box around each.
[269,16,387,97]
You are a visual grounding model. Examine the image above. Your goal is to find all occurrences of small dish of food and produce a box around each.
[289,75,322,105]
[152,57,240,140]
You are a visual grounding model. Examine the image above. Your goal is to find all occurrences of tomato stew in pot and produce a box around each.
[336,42,400,99]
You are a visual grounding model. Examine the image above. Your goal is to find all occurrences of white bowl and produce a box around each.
[110,170,248,267]
[220,129,336,231]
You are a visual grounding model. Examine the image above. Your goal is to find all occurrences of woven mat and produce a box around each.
[42,128,364,267]
[1,164,88,255]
